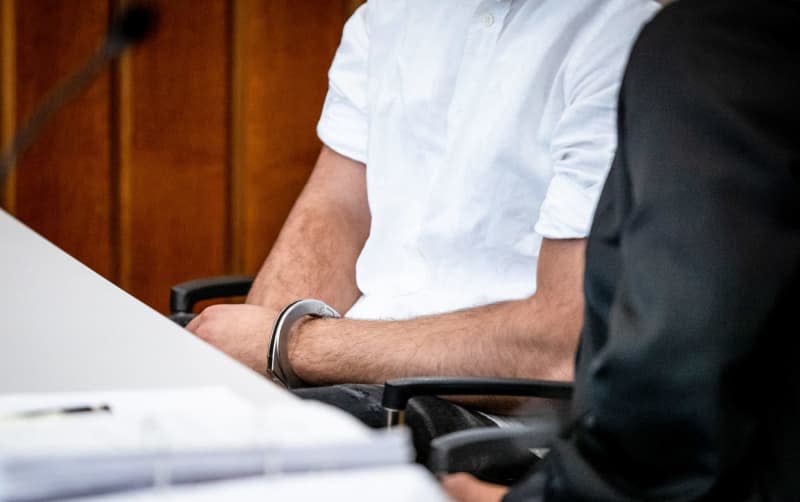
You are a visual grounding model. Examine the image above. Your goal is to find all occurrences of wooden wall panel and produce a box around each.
[119,0,230,311]
[11,0,114,278]
[2,0,360,313]
[0,0,15,210]
[236,1,359,274]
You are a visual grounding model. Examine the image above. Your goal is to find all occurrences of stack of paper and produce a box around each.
[0,387,412,501]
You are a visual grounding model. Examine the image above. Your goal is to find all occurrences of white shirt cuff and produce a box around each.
[534,174,602,239]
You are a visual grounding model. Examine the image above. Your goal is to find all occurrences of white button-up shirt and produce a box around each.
[318,0,659,320]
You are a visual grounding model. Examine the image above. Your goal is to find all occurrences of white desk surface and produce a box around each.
[82,465,448,502]
[0,210,447,501]
[0,209,284,406]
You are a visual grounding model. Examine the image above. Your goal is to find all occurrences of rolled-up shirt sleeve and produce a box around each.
[535,4,656,239]
[316,4,370,164]
[508,2,800,499]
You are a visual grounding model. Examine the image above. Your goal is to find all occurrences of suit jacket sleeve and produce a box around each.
[506,1,800,500]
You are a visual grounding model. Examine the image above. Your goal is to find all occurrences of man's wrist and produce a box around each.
[267,299,340,389]
[285,314,321,382]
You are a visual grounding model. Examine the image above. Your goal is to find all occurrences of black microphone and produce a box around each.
[0,3,158,184]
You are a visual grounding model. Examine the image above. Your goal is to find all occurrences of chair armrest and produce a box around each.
[381,377,573,427]
[168,275,254,326]
[429,424,559,482]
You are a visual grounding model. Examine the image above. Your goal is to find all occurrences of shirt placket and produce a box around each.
[445,0,511,143]
[418,0,511,288]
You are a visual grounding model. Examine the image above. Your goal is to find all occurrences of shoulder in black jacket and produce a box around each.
[506,1,800,500]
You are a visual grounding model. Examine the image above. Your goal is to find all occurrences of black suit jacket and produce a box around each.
[506,0,800,500]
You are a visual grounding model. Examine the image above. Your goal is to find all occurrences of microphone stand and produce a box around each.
[0,4,156,185]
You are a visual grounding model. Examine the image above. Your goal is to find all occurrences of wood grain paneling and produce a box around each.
[3,0,358,313]
[119,0,230,311]
[236,1,355,274]
[0,0,15,211]
[13,0,114,278]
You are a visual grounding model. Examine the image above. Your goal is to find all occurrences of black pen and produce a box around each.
[4,404,112,420]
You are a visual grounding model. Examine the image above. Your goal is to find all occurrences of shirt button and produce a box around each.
[481,13,495,27]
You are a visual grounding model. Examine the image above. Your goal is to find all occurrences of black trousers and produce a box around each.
[292,384,494,465]
[294,385,554,485]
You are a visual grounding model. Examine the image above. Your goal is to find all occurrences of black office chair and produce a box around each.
[168,275,255,326]
[381,376,572,484]
[168,275,573,484]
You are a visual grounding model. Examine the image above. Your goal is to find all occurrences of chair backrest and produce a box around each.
[168,275,254,326]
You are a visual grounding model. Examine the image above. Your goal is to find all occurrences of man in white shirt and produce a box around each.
[187,0,659,455]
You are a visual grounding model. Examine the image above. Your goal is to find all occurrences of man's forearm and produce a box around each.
[290,294,579,386]
[246,146,369,314]
[289,239,586,392]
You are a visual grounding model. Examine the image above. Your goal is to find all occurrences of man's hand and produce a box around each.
[441,473,509,502]
[185,304,276,373]
[185,147,368,379]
